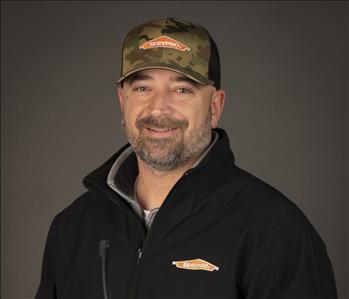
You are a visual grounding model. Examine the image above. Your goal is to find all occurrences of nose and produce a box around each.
[147,89,173,116]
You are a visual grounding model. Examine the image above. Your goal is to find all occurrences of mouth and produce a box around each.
[148,127,177,132]
[144,127,179,137]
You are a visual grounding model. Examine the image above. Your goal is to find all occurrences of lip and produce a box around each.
[144,127,179,138]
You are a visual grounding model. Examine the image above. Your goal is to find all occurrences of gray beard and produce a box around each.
[123,114,212,172]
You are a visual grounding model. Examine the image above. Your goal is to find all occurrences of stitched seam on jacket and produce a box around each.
[241,215,305,291]
[214,178,303,294]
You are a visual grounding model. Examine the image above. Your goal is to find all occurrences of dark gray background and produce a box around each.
[1,1,348,298]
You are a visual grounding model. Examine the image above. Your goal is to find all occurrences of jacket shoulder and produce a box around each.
[50,189,102,231]
[223,166,313,244]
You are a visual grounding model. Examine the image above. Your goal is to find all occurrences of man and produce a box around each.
[36,17,337,299]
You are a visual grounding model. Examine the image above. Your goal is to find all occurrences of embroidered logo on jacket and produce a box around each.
[172,259,219,272]
[139,36,190,51]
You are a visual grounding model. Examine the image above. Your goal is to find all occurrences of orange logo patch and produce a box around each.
[139,36,190,51]
[172,258,219,272]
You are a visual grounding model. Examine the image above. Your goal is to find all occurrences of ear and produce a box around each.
[210,89,225,128]
[117,85,126,113]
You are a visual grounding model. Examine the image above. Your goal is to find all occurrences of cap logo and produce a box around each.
[172,259,219,272]
[139,36,190,51]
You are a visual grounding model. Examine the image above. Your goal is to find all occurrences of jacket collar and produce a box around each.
[105,131,219,217]
[83,128,235,205]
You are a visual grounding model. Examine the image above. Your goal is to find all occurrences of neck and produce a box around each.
[135,157,197,211]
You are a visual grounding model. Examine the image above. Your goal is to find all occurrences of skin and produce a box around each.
[117,68,225,210]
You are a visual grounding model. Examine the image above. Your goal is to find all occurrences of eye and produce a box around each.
[134,86,148,92]
[176,87,192,94]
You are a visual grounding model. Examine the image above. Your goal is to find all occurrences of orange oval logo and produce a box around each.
[172,258,219,272]
[139,36,190,52]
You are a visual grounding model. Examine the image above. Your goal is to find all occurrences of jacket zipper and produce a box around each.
[99,240,110,299]
[128,170,193,299]
[128,246,143,299]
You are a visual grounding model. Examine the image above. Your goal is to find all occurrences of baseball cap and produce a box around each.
[116,17,221,89]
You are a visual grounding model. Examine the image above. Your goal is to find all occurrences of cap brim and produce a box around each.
[116,63,213,86]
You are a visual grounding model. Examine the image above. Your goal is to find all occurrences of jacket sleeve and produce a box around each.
[35,219,57,299]
[242,217,338,299]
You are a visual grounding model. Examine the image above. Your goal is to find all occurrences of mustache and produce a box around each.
[136,116,188,130]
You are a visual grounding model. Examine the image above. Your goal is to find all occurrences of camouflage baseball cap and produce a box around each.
[117,17,221,89]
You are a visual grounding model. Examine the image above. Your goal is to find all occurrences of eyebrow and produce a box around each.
[126,73,154,85]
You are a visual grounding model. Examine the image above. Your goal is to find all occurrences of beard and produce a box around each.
[123,111,212,172]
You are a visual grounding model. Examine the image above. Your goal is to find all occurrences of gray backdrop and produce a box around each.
[1,1,348,298]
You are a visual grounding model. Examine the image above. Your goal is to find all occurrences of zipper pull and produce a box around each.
[99,240,110,258]
[137,248,142,264]
[99,240,110,299]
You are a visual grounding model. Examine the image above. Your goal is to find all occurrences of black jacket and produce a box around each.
[35,128,337,299]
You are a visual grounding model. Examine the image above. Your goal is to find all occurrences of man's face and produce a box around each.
[117,69,225,171]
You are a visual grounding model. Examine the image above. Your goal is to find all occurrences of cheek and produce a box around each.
[123,102,142,125]
[184,106,211,132]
